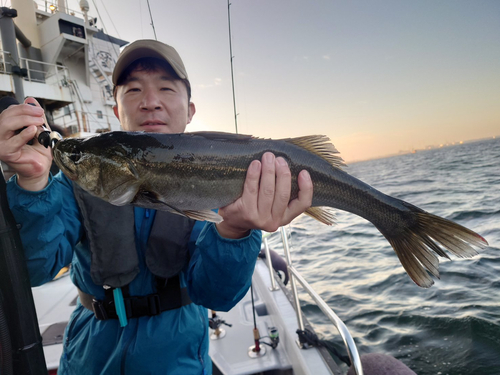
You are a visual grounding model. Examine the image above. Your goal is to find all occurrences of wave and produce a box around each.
[449,209,500,221]
[292,137,500,375]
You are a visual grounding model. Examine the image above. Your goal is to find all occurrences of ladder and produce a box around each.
[88,56,114,102]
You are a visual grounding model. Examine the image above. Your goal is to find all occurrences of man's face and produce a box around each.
[113,67,195,133]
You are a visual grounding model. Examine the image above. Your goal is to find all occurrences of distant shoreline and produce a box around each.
[349,135,499,165]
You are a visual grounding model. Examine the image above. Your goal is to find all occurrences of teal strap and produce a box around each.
[113,288,128,327]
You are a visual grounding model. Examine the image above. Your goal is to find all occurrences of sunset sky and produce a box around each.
[65,1,500,161]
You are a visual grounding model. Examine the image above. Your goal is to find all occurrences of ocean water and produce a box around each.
[269,137,500,375]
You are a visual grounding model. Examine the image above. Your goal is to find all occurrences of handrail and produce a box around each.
[280,227,305,332]
[262,237,280,292]
[289,267,363,375]
[20,57,70,85]
[275,227,364,375]
[0,51,70,85]
[35,0,88,19]
[0,50,13,74]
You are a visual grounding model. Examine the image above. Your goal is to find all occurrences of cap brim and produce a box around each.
[112,40,188,85]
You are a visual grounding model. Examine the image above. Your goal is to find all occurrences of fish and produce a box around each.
[52,131,488,288]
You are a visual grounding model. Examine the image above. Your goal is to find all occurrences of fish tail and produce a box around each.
[380,208,488,288]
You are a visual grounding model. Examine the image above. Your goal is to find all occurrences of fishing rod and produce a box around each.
[227,0,239,134]
[146,0,157,40]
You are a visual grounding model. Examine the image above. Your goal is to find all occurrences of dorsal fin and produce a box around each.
[283,135,346,169]
[187,132,345,169]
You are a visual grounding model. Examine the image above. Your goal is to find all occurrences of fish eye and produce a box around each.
[69,150,82,163]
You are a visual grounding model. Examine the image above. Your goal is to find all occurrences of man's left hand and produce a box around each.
[216,152,313,239]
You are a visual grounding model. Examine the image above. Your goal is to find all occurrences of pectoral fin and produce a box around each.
[108,181,142,206]
[183,210,223,223]
[133,190,223,223]
[107,160,143,206]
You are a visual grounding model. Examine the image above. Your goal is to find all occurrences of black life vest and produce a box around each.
[73,184,196,288]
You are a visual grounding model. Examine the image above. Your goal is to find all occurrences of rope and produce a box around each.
[296,328,352,367]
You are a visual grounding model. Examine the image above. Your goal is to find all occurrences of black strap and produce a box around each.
[90,275,192,320]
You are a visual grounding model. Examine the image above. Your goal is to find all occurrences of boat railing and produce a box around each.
[0,50,70,88]
[35,0,88,20]
[263,227,364,375]
[20,57,70,87]
[0,49,12,74]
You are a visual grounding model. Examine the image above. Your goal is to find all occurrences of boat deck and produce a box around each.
[210,259,343,375]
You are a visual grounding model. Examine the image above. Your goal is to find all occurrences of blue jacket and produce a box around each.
[7,172,262,375]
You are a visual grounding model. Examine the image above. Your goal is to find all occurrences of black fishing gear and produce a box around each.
[0,166,47,374]
[208,310,232,339]
[0,97,62,149]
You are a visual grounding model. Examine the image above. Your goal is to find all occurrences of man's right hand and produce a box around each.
[0,97,52,191]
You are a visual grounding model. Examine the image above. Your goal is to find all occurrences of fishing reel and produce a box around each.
[0,99,63,149]
[260,326,280,350]
[268,327,279,349]
[209,311,232,340]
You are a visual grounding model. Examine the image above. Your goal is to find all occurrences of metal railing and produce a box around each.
[263,227,364,375]
[0,50,13,74]
[0,50,70,88]
[35,0,88,19]
[21,57,70,86]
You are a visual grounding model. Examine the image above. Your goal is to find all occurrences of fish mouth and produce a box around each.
[53,150,78,180]
[58,162,77,180]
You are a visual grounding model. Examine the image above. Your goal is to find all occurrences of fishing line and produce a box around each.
[146,0,157,40]
[139,0,143,38]
[98,0,121,39]
[90,0,109,35]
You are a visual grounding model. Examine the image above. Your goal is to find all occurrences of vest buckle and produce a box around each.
[92,298,109,320]
[147,294,161,316]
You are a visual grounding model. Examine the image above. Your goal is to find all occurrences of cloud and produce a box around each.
[323,55,331,60]
[196,78,223,89]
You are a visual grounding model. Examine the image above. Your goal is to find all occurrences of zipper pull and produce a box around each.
[105,286,128,328]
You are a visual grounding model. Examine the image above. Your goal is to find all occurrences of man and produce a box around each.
[0,40,313,374]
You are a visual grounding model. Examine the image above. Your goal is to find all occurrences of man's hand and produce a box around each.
[0,97,52,191]
[216,152,313,239]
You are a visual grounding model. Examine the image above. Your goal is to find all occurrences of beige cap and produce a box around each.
[112,39,188,85]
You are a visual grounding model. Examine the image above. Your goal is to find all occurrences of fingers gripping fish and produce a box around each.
[52,131,488,288]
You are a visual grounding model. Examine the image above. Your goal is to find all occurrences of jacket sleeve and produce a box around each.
[186,222,262,311]
[6,173,82,286]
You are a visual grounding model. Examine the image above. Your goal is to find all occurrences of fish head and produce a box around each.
[53,135,142,204]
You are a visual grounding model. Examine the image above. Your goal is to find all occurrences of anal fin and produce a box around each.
[304,207,336,225]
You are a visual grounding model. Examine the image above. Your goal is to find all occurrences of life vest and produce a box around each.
[73,184,196,288]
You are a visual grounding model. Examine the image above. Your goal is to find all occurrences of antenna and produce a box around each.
[227,1,238,134]
[146,0,157,40]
